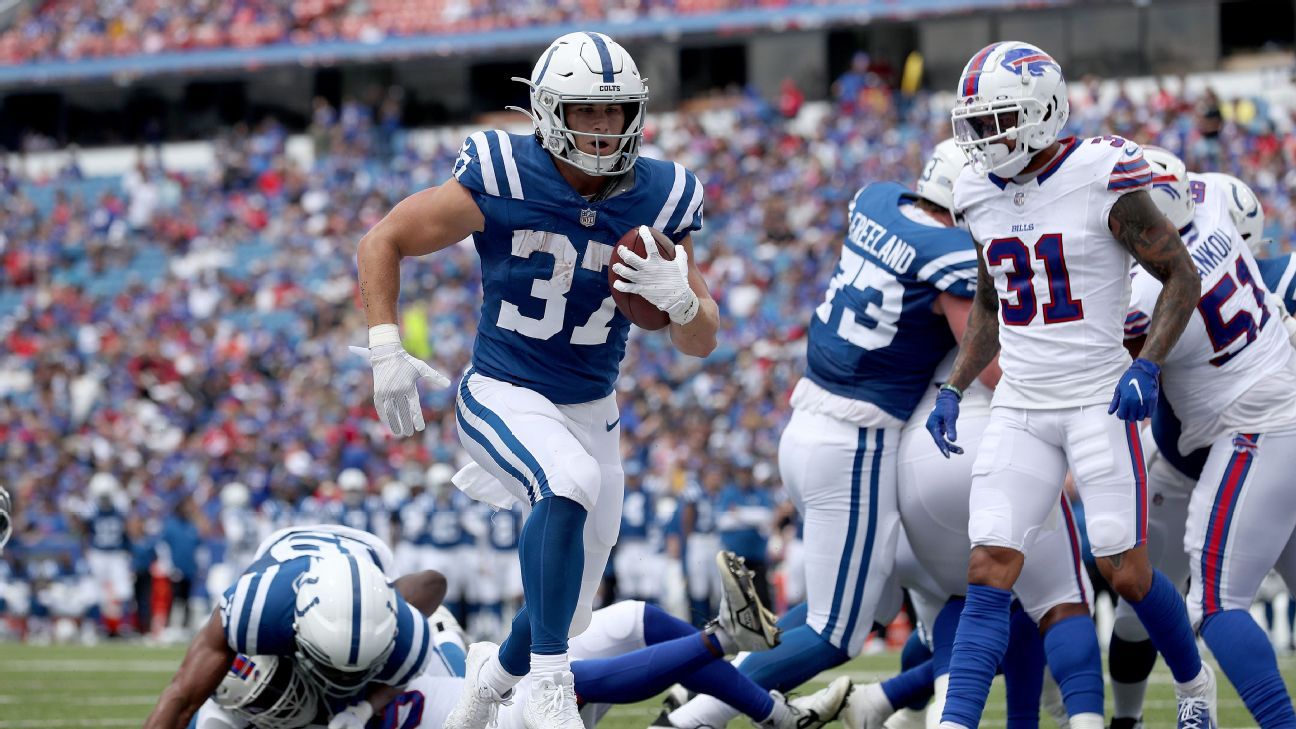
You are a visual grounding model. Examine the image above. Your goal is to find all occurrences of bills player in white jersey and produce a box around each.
[355,31,722,729]
[925,42,1216,729]
[1116,148,1296,728]
[145,525,448,729]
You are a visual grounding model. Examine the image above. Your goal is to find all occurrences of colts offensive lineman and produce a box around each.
[1120,148,1296,728]
[665,140,990,729]
[926,42,1215,729]
[354,31,721,729]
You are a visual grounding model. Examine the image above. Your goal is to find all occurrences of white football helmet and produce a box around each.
[425,463,455,492]
[88,472,120,501]
[510,32,648,176]
[221,482,251,510]
[337,468,368,494]
[915,138,967,212]
[0,485,11,553]
[294,554,398,697]
[214,654,321,729]
[1142,147,1195,231]
[951,42,1069,177]
[1199,172,1267,255]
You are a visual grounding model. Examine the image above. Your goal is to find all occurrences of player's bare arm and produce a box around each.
[143,610,236,729]
[946,245,1001,391]
[669,234,719,358]
[936,291,1002,388]
[394,569,447,616]
[1108,190,1200,365]
[357,179,485,327]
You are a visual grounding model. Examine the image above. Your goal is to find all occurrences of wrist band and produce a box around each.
[939,383,964,401]
[368,323,401,349]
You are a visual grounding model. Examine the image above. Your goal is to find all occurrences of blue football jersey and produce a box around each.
[423,498,469,549]
[1258,253,1296,315]
[453,131,704,404]
[805,182,978,420]
[220,530,430,688]
[680,483,717,535]
[620,489,652,541]
[487,505,521,551]
[87,506,128,551]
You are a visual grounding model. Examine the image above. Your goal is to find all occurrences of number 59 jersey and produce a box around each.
[453,131,704,405]
[1127,178,1296,453]
[955,136,1148,409]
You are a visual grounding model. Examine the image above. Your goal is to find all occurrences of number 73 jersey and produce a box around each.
[453,131,704,405]
[956,136,1151,409]
[1126,175,1296,453]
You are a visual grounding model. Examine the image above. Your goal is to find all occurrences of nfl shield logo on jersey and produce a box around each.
[580,209,597,227]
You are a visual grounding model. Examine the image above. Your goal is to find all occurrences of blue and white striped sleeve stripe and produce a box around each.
[222,565,279,653]
[380,603,431,687]
[1125,309,1151,339]
[453,131,524,200]
[1109,154,1152,192]
[915,249,978,293]
[653,164,705,241]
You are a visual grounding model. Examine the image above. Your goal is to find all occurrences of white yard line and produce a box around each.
[0,659,177,673]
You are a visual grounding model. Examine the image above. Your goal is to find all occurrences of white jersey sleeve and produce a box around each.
[955,136,1150,409]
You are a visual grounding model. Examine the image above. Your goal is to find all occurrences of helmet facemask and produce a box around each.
[953,97,1055,177]
[215,655,323,729]
[295,636,394,698]
[511,78,647,177]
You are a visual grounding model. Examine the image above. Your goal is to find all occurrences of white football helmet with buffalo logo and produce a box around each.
[510,32,648,176]
[1142,146,1195,231]
[952,42,1069,177]
[214,654,321,729]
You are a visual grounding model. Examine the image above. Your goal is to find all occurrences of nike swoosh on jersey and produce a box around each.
[606,418,620,431]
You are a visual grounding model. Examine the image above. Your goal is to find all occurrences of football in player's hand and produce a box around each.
[609,226,673,331]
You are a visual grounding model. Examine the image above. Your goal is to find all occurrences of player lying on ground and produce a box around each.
[192,552,852,729]
[145,525,448,729]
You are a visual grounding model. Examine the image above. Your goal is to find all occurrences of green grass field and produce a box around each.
[0,643,1290,728]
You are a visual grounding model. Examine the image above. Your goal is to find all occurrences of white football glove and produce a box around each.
[611,225,700,325]
[327,700,374,729]
[350,325,450,438]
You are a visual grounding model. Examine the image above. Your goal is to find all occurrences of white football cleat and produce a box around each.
[1174,663,1217,729]
[769,676,854,729]
[841,681,893,729]
[716,550,781,652]
[444,642,512,729]
[522,670,585,729]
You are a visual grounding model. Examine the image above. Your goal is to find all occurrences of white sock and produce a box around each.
[859,682,894,718]
[761,695,790,727]
[669,694,742,728]
[708,624,738,655]
[926,674,949,729]
[481,652,523,697]
[530,652,570,677]
[1069,712,1103,729]
[1110,678,1148,721]
[1174,665,1211,696]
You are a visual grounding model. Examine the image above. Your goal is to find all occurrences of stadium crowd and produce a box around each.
[0,0,863,63]
[1,65,1295,645]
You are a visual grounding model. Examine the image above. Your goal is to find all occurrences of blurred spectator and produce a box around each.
[160,497,203,631]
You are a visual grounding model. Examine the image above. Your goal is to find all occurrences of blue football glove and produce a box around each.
[1109,357,1160,422]
[926,387,964,458]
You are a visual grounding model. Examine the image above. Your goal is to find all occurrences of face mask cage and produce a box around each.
[951,98,1040,175]
[221,657,323,729]
[510,77,648,177]
[295,636,393,698]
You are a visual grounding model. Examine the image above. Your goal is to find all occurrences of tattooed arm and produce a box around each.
[946,242,1001,391]
[1107,190,1200,364]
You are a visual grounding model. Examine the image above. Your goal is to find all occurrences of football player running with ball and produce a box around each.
[925,42,1217,729]
[354,31,722,729]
